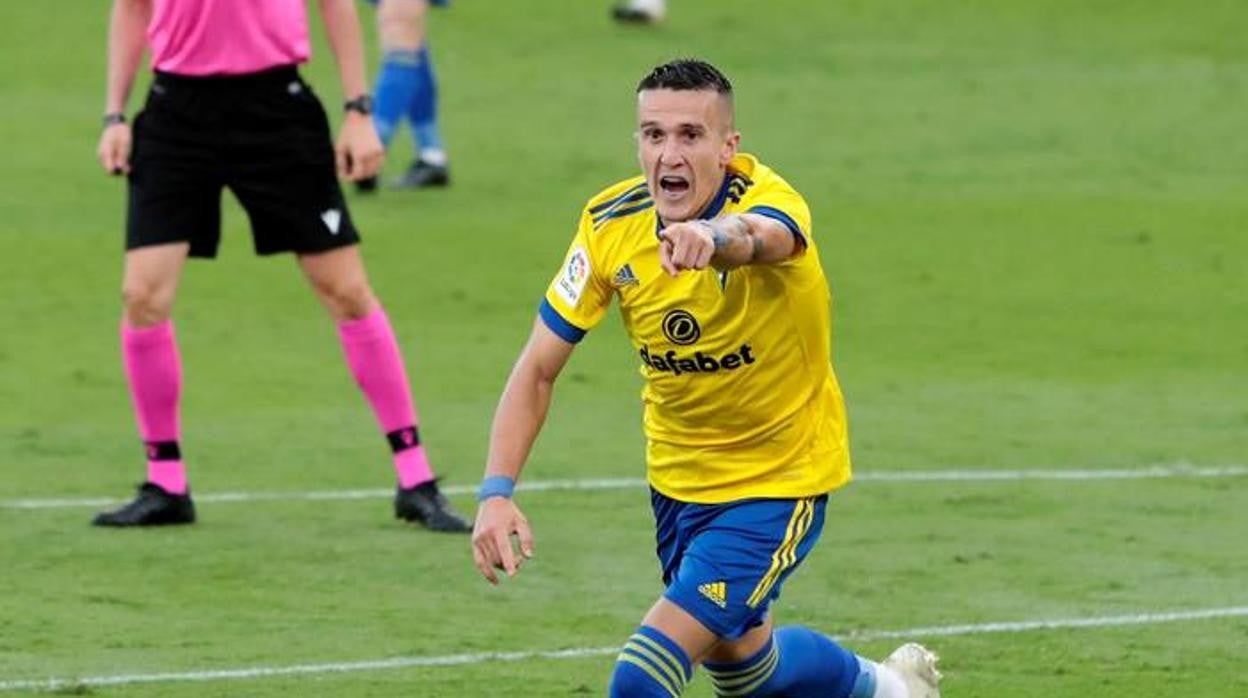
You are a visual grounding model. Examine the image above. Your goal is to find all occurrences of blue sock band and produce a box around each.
[610,625,692,697]
[703,636,780,695]
[704,626,861,697]
[405,45,444,153]
[373,49,423,147]
[849,656,879,698]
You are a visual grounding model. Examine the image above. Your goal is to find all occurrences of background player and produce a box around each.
[470,59,942,697]
[358,0,451,191]
[93,0,469,532]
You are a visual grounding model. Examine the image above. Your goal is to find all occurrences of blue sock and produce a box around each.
[404,45,445,157]
[610,625,693,697]
[703,626,876,697]
[373,49,424,147]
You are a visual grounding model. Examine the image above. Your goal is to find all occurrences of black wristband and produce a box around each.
[343,94,373,116]
[102,112,126,127]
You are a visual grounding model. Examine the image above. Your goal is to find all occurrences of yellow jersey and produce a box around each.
[541,153,851,504]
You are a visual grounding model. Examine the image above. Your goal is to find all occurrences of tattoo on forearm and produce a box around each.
[705,216,758,263]
[701,220,730,250]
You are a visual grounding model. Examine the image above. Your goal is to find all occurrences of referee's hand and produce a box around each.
[336,112,384,181]
[472,497,535,585]
[97,123,132,176]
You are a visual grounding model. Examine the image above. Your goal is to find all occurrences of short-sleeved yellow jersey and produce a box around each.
[541,153,851,504]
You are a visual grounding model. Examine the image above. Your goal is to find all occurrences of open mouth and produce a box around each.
[658,175,690,196]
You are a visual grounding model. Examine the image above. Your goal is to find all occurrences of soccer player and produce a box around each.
[357,0,451,192]
[471,60,942,697]
[92,0,470,533]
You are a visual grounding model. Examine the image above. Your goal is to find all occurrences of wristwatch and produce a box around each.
[102,112,126,127]
[343,94,373,116]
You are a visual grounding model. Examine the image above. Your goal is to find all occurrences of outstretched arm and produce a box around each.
[657,213,801,276]
[472,319,577,584]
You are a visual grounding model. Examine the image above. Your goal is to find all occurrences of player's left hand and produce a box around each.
[657,221,716,276]
[336,112,384,181]
[472,497,535,585]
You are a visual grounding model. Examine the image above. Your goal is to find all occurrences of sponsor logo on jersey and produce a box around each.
[639,344,756,375]
[661,309,700,345]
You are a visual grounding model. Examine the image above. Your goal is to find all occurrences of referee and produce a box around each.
[93,0,469,532]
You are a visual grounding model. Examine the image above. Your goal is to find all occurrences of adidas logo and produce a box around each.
[612,263,639,287]
[697,581,727,609]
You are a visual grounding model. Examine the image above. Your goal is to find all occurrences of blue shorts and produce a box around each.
[651,489,828,640]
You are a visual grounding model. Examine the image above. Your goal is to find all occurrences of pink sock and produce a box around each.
[122,320,188,494]
[338,308,435,488]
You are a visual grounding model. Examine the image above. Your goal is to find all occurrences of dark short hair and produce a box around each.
[636,59,732,95]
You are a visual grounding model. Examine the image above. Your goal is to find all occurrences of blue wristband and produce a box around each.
[477,475,516,501]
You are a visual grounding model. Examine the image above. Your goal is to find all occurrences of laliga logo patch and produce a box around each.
[662,309,700,346]
[555,246,591,306]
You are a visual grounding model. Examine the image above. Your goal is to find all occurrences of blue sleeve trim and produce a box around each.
[748,205,808,249]
[539,299,587,344]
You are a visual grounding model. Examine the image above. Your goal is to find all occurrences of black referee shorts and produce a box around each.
[126,65,360,258]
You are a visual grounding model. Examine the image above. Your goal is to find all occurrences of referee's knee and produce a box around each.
[121,280,175,327]
[311,277,378,322]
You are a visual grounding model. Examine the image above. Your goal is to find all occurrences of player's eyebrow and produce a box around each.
[639,120,707,132]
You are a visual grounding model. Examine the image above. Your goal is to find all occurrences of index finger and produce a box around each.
[659,239,678,276]
[473,541,500,585]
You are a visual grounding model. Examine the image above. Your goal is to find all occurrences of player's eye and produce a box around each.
[644,129,664,143]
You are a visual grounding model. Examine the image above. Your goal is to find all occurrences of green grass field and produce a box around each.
[2,0,1246,695]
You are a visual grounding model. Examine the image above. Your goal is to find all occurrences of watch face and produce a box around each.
[347,96,373,115]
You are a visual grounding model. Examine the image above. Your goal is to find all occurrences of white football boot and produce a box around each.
[882,643,942,698]
[612,0,666,24]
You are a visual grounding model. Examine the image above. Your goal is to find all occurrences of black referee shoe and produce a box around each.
[393,159,450,189]
[92,483,196,527]
[394,481,471,533]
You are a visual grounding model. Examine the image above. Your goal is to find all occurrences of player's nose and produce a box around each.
[657,138,685,165]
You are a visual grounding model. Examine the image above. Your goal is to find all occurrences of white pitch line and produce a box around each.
[2,465,1245,511]
[2,605,1246,693]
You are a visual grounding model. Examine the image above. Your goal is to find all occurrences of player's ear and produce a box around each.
[720,130,740,167]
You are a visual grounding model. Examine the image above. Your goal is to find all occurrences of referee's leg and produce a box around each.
[93,242,196,527]
[123,242,191,327]
[298,246,472,533]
